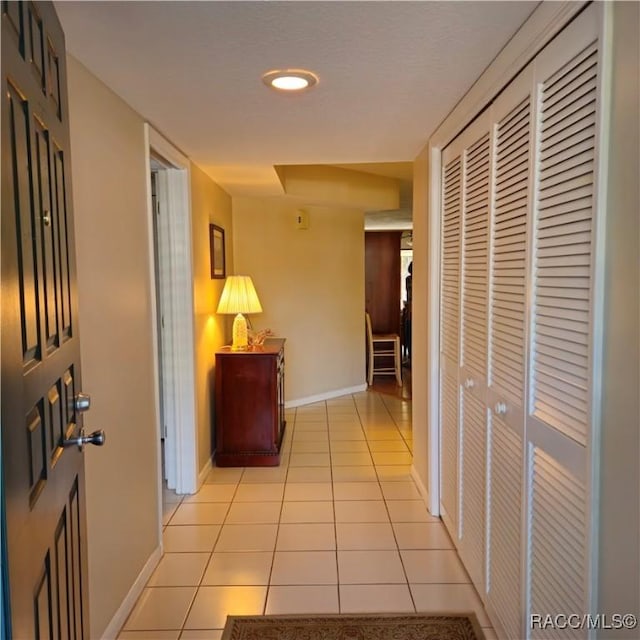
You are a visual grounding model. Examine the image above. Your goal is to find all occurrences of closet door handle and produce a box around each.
[494,402,507,415]
[464,378,475,389]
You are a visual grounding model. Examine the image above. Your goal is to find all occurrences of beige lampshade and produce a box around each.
[217,276,263,315]
[217,276,263,350]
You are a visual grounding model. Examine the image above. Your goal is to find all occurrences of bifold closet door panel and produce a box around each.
[485,63,534,640]
[525,6,600,637]
[458,115,492,590]
[439,112,492,588]
[439,148,462,536]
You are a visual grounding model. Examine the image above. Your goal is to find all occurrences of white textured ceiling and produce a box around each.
[55,0,538,206]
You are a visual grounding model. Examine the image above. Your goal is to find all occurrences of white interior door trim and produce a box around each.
[424,0,588,519]
[144,124,198,501]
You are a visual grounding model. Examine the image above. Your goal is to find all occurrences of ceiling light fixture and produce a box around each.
[262,69,318,92]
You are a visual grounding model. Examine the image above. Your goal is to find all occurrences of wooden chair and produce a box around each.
[365,312,402,386]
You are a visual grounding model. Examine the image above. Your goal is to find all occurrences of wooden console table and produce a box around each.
[214,338,285,466]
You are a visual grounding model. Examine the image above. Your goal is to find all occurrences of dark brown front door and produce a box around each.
[1,2,90,637]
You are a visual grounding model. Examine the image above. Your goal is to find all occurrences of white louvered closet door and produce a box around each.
[439,147,462,536]
[437,6,603,638]
[457,113,492,589]
[485,65,534,640]
[525,7,600,637]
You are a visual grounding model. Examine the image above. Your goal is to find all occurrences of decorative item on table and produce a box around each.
[216,275,262,351]
[248,328,273,347]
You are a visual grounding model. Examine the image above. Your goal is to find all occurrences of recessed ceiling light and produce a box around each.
[262,69,318,92]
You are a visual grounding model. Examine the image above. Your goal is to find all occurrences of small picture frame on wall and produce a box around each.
[209,224,226,279]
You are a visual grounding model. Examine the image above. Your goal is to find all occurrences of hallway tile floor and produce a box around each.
[118,390,494,639]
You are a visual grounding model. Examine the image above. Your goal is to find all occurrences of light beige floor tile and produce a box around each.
[280,501,335,524]
[294,418,327,427]
[214,524,278,552]
[327,408,359,416]
[163,488,183,504]
[296,404,326,413]
[393,522,453,549]
[270,551,338,585]
[265,585,339,614]
[292,431,329,443]
[363,430,404,441]
[119,631,180,640]
[296,404,326,412]
[326,398,356,407]
[361,419,396,428]
[380,480,422,500]
[286,467,332,482]
[328,420,363,430]
[336,522,396,550]
[179,631,223,640]
[276,523,336,551]
[283,482,333,502]
[225,501,281,524]
[337,550,406,584]
[380,481,421,500]
[334,500,389,523]
[147,553,210,587]
[332,466,378,482]
[291,440,330,453]
[163,503,179,526]
[329,430,365,441]
[124,587,196,630]
[367,440,410,453]
[289,452,331,467]
[163,526,221,553]
[170,503,230,526]
[331,452,373,466]
[329,440,370,453]
[386,500,437,523]
[184,586,266,629]
[410,583,490,626]
[240,467,288,484]
[279,451,291,467]
[401,550,470,584]
[375,465,414,482]
[333,481,383,501]
[372,451,413,466]
[205,467,244,485]
[184,484,237,503]
[233,483,284,502]
[201,552,272,586]
[339,584,414,613]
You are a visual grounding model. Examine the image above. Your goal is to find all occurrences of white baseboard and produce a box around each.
[285,384,368,408]
[411,465,436,515]
[101,545,162,639]
[198,454,214,487]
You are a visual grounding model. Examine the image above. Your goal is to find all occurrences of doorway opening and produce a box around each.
[144,125,198,504]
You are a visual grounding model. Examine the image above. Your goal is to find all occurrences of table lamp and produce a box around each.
[216,275,263,350]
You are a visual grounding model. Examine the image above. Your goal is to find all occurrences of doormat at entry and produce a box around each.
[222,612,486,639]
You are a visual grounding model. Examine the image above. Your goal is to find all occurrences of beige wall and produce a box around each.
[597,2,640,634]
[68,59,234,636]
[67,57,159,638]
[190,164,233,471]
[232,198,366,402]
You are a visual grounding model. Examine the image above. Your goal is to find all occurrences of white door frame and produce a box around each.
[423,1,586,517]
[144,124,198,498]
